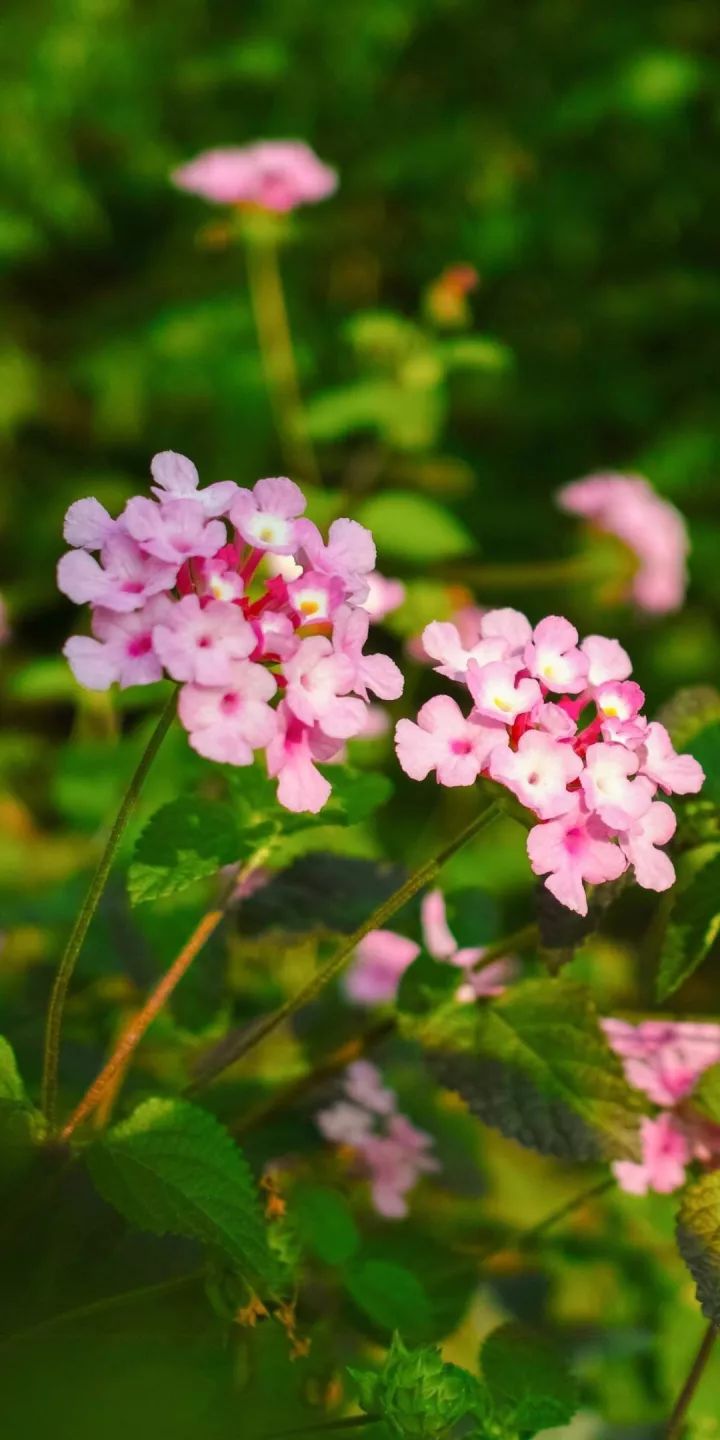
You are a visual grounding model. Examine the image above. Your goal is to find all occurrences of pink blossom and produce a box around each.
[344,1061,397,1115]
[527,803,627,916]
[466,659,541,723]
[420,888,461,960]
[637,721,705,795]
[63,498,119,550]
[178,660,277,765]
[344,930,420,1004]
[283,636,366,738]
[123,496,226,565]
[193,551,246,603]
[580,742,655,829]
[152,594,255,685]
[613,1114,691,1196]
[297,518,376,603]
[619,801,677,891]
[150,450,237,517]
[557,472,688,614]
[171,140,337,212]
[480,607,533,654]
[422,620,508,683]
[230,476,306,555]
[581,634,633,688]
[362,573,406,622]
[595,681,647,743]
[489,730,583,820]
[534,701,578,738]
[63,595,173,690]
[361,1116,440,1218]
[254,609,299,662]
[603,1019,720,1107]
[316,1102,373,1147]
[524,615,588,694]
[395,694,504,787]
[287,571,343,624]
[265,702,340,814]
[58,533,178,613]
[332,606,403,703]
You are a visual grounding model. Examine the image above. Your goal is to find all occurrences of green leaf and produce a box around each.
[320,767,394,825]
[128,797,244,904]
[656,854,720,1000]
[0,1036,45,1192]
[292,1184,360,1266]
[442,887,501,948]
[480,1323,579,1432]
[419,978,644,1163]
[345,1260,433,1334]
[439,335,514,372]
[692,1063,720,1126]
[0,1035,27,1104]
[355,492,474,562]
[659,686,720,750]
[677,1171,720,1324]
[350,1333,486,1438]
[86,1098,279,1288]
[688,723,720,805]
[396,953,459,1015]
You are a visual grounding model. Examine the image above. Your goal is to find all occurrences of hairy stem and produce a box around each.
[244,225,321,487]
[41,693,176,1130]
[194,801,501,1090]
[60,851,270,1141]
[665,1321,717,1440]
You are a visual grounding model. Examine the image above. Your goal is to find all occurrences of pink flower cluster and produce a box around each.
[58,452,402,813]
[345,888,515,1006]
[396,609,704,915]
[172,140,337,212]
[557,472,689,615]
[604,1020,720,1194]
[316,1061,439,1219]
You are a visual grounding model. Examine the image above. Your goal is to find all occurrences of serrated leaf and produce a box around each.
[86,1098,279,1288]
[345,1260,433,1334]
[128,797,244,904]
[419,978,644,1163]
[292,1184,360,1266]
[677,1171,720,1324]
[481,1323,578,1432]
[238,853,407,936]
[356,492,473,561]
[351,1334,487,1439]
[656,854,720,1000]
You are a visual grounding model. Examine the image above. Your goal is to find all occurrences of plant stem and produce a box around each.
[458,1174,615,1263]
[0,1272,202,1349]
[666,1321,717,1440]
[194,802,502,1090]
[60,851,269,1141]
[41,693,177,1131]
[244,224,321,487]
[468,921,538,971]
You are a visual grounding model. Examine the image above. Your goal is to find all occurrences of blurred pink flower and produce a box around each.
[172,140,337,212]
[557,472,689,614]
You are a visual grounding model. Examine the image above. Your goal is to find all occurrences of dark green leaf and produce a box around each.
[481,1323,579,1432]
[419,978,644,1163]
[0,1035,27,1103]
[656,854,720,1000]
[128,797,244,904]
[292,1184,360,1266]
[688,723,720,805]
[86,1098,279,1288]
[396,953,459,1015]
[442,887,500,948]
[356,492,473,561]
[345,1261,433,1334]
[238,854,407,936]
[677,1171,720,1324]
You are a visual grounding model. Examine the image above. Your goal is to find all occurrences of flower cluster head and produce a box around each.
[557,472,689,615]
[171,140,337,212]
[59,452,402,813]
[345,888,516,1006]
[316,1062,439,1219]
[396,609,704,916]
[603,1020,720,1195]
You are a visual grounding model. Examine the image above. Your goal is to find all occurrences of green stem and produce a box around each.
[194,802,501,1090]
[244,225,321,487]
[41,693,176,1130]
[666,1321,717,1440]
[0,1272,202,1349]
[468,921,538,972]
[460,1174,615,1264]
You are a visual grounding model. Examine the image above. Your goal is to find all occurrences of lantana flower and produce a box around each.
[171,140,337,213]
[316,1061,439,1219]
[603,1019,720,1194]
[59,452,402,813]
[557,472,689,614]
[396,607,704,915]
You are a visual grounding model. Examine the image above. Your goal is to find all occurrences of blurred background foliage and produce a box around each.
[2,0,720,1435]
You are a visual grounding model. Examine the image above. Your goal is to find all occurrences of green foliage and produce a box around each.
[345,1260,433,1334]
[128,797,246,904]
[480,1323,579,1432]
[0,1036,44,1192]
[350,1332,486,1438]
[396,952,459,1015]
[691,1064,720,1126]
[86,1098,280,1290]
[355,492,473,560]
[688,723,720,806]
[419,978,644,1162]
[677,1171,720,1325]
[656,853,720,999]
[291,1184,360,1266]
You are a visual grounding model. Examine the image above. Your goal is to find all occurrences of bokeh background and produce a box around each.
[2,2,720,1436]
